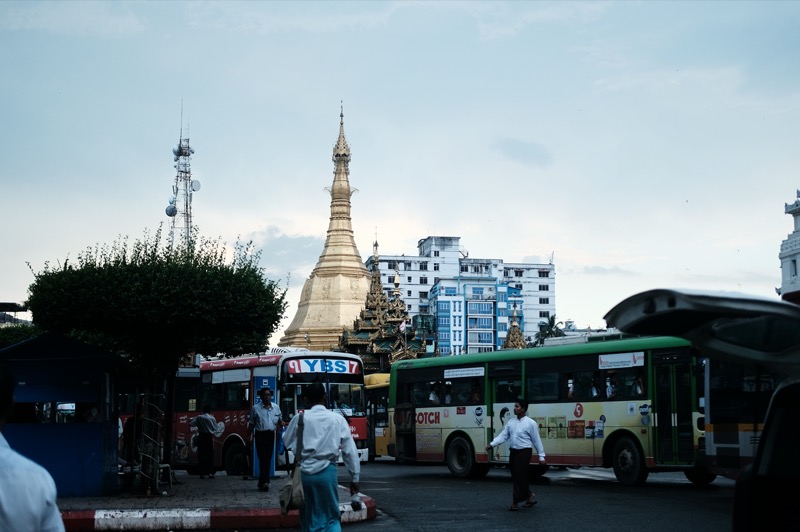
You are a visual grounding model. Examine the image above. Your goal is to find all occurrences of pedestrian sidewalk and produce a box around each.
[58,470,376,531]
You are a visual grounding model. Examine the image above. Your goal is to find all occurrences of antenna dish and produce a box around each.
[165,204,177,217]
[191,180,201,191]
[168,196,176,205]
[172,145,179,156]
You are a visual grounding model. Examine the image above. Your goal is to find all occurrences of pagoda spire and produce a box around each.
[278,108,370,350]
[314,105,363,272]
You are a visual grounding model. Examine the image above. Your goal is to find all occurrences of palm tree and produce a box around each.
[534,315,565,346]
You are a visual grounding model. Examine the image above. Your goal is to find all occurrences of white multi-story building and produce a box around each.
[364,236,556,355]
[779,189,800,305]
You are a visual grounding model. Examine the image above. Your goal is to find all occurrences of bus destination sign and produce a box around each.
[286,358,361,375]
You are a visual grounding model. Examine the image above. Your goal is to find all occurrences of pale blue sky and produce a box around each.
[2,1,799,344]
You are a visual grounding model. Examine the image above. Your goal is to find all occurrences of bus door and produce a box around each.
[652,350,695,465]
[366,382,390,459]
[489,361,521,463]
[392,376,419,462]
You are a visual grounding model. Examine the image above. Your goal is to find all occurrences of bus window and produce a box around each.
[444,383,453,405]
[604,371,618,400]
[427,382,443,405]
[567,370,595,400]
[329,383,364,415]
[590,372,602,399]
[565,374,575,399]
[225,381,249,410]
[412,383,427,406]
[621,369,645,398]
[467,378,484,404]
[453,381,471,405]
[526,372,559,402]
[495,378,520,403]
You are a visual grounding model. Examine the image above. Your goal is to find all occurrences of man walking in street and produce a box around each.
[247,387,283,491]
[189,405,219,479]
[0,361,65,531]
[486,398,546,511]
[282,381,360,532]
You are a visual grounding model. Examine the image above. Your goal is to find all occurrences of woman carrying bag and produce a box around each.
[282,382,360,532]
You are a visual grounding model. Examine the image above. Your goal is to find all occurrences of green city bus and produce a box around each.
[387,336,715,486]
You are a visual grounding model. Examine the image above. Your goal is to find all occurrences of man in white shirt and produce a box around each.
[486,398,546,511]
[282,381,360,532]
[247,388,284,491]
[0,361,65,532]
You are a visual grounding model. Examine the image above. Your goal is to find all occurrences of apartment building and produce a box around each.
[364,236,556,355]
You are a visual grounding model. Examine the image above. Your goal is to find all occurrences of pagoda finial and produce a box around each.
[333,102,350,163]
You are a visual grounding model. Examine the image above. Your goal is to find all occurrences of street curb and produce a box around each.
[60,494,376,531]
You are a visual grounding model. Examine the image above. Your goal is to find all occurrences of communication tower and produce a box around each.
[165,117,200,250]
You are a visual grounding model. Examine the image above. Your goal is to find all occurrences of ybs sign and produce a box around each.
[285,358,361,375]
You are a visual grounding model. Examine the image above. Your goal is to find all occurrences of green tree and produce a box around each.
[26,227,287,379]
[0,324,42,350]
[534,315,566,346]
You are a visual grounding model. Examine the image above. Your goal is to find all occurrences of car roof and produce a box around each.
[603,288,800,377]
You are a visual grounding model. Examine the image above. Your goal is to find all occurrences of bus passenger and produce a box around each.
[606,376,617,400]
[633,373,644,396]
[468,380,482,404]
[428,383,441,405]
[455,383,470,403]
[590,379,600,398]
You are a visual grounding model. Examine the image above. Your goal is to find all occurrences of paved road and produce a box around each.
[349,460,736,532]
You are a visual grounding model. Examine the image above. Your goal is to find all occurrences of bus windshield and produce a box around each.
[279,356,365,419]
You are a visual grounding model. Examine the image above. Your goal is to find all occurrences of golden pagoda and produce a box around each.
[502,304,527,350]
[278,109,371,350]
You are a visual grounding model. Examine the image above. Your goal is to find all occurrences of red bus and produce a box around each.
[170,348,368,476]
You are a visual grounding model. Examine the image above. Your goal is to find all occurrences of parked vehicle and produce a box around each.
[604,288,800,532]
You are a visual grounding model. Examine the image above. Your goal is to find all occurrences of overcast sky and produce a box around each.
[2,1,799,345]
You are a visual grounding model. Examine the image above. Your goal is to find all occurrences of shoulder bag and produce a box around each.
[279,413,305,515]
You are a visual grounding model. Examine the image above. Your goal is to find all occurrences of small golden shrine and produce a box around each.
[502,304,527,350]
[337,241,426,372]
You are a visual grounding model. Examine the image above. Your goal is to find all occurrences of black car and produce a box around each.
[604,288,800,532]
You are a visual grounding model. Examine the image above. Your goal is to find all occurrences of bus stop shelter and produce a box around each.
[0,332,122,496]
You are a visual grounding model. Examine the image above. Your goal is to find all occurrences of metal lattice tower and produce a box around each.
[165,122,199,251]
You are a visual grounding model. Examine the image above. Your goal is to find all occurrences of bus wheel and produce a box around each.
[446,436,475,478]
[612,437,648,486]
[684,467,717,486]
[224,442,244,476]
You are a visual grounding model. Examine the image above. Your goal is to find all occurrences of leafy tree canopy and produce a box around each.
[26,227,287,378]
[0,324,42,350]
[533,315,566,346]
